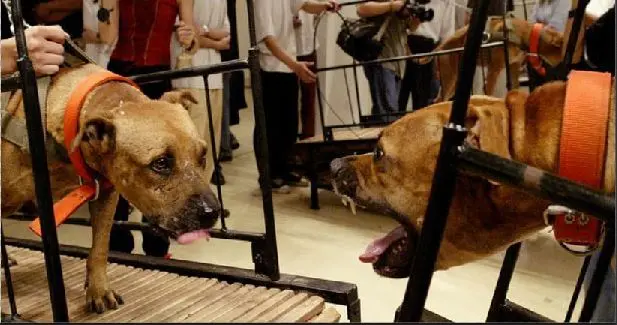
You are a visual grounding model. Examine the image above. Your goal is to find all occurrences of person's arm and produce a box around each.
[263,36,315,83]
[97,0,119,46]
[357,0,404,18]
[300,0,339,15]
[177,0,196,48]
[33,0,82,23]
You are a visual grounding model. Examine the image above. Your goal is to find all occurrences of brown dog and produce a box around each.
[1,64,221,312]
[330,78,614,278]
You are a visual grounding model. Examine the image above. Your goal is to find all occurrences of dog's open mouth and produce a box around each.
[150,225,212,245]
[360,225,414,278]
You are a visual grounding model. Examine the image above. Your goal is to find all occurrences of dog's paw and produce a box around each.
[85,286,124,314]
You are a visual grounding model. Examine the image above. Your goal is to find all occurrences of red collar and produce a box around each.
[527,23,546,76]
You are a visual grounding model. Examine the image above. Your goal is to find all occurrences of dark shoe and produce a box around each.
[231,133,240,150]
[251,178,291,196]
[211,168,226,185]
[219,151,233,162]
[283,172,309,187]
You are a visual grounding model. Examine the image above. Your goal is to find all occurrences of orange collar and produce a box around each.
[29,70,139,237]
[527,23,546,76]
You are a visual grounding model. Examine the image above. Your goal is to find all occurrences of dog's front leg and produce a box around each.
[85,189,123,313]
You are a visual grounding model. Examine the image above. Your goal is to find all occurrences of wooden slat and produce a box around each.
[275,295,325,323]
[1,247,341,323]
[310,307,342,323]
[298,127,382,144]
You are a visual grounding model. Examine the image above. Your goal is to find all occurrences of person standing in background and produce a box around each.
[23,0,83,39]
[398,0,455,111]
[253,0,339,193]
[171,0,230,186]
[96,0,195,258]
[81,0,116,67]
[294,10,319,140]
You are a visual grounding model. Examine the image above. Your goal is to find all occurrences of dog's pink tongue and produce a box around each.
[177,229,211,245]
[359,226,406,263]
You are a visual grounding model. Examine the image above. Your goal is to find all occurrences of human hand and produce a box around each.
[176,20,195,48]
[216,36,231,51]
[324,0,341,12]
[293,61,317,84]
[3,25,68,76]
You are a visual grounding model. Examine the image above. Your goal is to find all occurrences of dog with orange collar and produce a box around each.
[1,63,222,313]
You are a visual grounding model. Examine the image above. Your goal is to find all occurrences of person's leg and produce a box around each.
[378,67,400,122]
[298,52,317,139]
[398,41,415,112]
[363,64,382,118]
[205,88,224,182]
[279,73,302,184]
[256,70,285,186]
[220,73,233,161]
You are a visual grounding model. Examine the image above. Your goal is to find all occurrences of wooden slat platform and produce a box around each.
[298,127,383,144]
[1,247,341,323]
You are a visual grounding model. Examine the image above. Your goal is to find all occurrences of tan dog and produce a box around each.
[1,64,221,312]
[330,78,614,278]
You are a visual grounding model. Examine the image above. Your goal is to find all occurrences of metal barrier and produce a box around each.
[1,0,360,322]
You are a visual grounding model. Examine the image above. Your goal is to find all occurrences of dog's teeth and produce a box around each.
[350,200,357,215]
[342,198,348,207]
[416,218,424,227]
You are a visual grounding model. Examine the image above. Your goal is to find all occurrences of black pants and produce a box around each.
[106,59,171,257]
[255,70,299,181]
[398,35,438,111]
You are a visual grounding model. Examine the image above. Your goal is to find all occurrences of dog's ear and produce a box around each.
[160,90,198,110]
[71,118,116,156]
[464,103,511,160]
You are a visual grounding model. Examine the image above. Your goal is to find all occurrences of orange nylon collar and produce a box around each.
[527,23,546,77]
[63,70,138,185]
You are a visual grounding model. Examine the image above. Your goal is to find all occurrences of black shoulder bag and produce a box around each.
[336,11,394,62]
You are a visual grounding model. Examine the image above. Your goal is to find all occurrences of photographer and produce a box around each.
[356,0,409,122]
[398,0,454,111]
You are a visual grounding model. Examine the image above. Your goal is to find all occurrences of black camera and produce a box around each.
[401,0,434,23]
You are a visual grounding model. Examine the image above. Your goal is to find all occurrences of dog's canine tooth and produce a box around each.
[349,199,357,215]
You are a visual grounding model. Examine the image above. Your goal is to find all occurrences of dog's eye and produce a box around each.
[199,152,208,167]
[150,155,174,175]
[373,146,384,161]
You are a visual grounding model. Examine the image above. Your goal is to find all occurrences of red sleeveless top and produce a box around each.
[110,0,179,67]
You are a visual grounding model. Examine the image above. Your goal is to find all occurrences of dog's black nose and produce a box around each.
[330,157,358,196]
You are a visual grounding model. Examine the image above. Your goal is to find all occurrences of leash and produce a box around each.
[29,71,139,236]
[527,23,546,76]
[543,70,612,255]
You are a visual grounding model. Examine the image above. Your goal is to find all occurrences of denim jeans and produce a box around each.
[363,64,400,123]
[583,249,616,322]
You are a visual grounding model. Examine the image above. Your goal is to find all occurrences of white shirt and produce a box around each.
[408,0,456,43]
[254,0,306,73]
[586,0,614,17]
[82,0,115,68]
[171,0,230,90]
[294,10,319,56]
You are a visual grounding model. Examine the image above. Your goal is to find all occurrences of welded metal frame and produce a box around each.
[395,0,615,322]
[1,0,361,322]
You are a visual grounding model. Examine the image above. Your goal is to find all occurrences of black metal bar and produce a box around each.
[502,0,513,91]
[4,237,360,320]
[1,229,19,317]
[316,42,504,73]
[395,0,492,322]
[521,0,529,21]
[564,255,592,322]
[562,0,590,69]
[578,228,615,322]
[457,146,615,222]
[202,76,227,230]
[9,0,69,322]
[499,300,554,322]
[315,66,330,142]
[351,64,362,122]
[129,59,248,84]
[486,243,522,321]
[245,0,280,281]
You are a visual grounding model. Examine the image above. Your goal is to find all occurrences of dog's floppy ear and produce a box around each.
[71,117,116,157]
[160,90,198,110]
[464,103,511,160]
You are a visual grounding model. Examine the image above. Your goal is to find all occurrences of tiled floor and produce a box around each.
[2,92,588,322]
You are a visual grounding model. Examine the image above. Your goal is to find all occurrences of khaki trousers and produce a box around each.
[179,88,223,181]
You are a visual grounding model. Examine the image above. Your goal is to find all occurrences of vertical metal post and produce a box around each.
[202,76,227,230]
[395,0,491,321]
[351,63,362,121]
[564,255,592,322]
[502,0,514,91]
[1,229,19,318]
[562,0,590,70]
[9,0,69,321]
[486,243,522,321]
[245,0,280,280]
[578,229,615,322]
